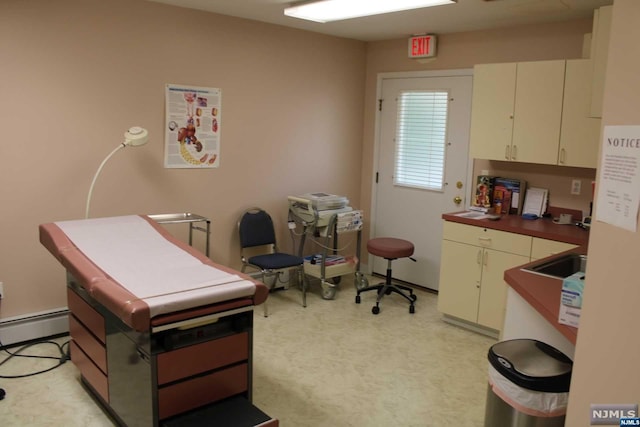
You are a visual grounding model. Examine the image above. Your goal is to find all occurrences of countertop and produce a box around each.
[443,212,588,345]
[442,212,590,246]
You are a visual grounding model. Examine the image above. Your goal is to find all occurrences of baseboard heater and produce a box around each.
[0,307,69,347]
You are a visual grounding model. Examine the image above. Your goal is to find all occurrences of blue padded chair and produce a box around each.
[238,207,306,317]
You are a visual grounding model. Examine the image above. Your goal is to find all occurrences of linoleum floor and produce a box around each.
[0,276,495,426]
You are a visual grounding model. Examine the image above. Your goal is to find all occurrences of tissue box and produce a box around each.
[559,272,585,327]
[561,272,585,308]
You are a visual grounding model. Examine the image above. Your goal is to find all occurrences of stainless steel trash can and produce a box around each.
[484,339,572,427]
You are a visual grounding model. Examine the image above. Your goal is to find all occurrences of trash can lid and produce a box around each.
[488,339,573,393]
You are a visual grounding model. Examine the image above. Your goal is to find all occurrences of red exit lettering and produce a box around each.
[408,35,436,58]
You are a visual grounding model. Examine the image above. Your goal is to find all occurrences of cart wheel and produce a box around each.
[355,295,361,304]
[372,305,380,315]
[321,283,337,300]
[329,276,342,285]
[354,273,368,291]
[411,294,417,302]
[409,305,415,314]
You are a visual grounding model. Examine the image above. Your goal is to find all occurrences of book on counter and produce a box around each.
[493,177,527,215]
[472,175,496,209]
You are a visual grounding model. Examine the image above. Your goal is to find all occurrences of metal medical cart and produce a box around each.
[288,197,367,300]
[149,213,211,257]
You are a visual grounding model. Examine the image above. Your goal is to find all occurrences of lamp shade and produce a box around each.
[85,126,150,218]
[124,126,149,146]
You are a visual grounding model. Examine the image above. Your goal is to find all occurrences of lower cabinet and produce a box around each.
[437,221,531,332]
[531,237,579,260]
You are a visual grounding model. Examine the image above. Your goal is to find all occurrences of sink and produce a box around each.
[522,253,587,279]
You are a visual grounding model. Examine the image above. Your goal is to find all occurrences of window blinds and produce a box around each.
[394,90,449,191]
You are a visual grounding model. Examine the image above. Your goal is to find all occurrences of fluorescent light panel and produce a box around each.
[284,0,456,23]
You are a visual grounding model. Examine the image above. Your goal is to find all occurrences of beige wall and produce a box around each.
[0,0,366,318]
[361,20,593,242]
[566,0,640,424]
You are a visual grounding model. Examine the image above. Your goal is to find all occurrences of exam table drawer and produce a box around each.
[69,314,107,373]
[157,332,249,385]
[67,287,106,343]
[70,340,109,402]
[158,363,248,420]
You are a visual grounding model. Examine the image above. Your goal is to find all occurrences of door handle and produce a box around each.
[512,145,517,160]
[453,196,462,205]
[505,145,510,160]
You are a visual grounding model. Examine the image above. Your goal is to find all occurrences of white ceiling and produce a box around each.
[146,0,613,42]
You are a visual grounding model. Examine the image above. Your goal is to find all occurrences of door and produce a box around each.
[476,249,528,330]
[436,240,481,322]
[373,72,473,290]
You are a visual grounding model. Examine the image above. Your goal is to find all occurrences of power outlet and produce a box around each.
[571,179,582,195]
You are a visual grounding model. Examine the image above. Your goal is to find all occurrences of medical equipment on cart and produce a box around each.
[288,193,353,232]
[288,194,367,300]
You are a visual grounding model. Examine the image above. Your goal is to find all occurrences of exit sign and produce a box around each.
[408,35,436,58]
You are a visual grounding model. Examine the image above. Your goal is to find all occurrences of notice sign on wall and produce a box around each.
[408,35,437,59]
[595,125,640,232]
[165,84,221,168]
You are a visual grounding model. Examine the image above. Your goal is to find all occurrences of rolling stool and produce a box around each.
[356,237,417,314]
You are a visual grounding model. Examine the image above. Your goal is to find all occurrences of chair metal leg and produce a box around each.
[356,258,416,314]
[262,271,270,317]
[298,265,307,308]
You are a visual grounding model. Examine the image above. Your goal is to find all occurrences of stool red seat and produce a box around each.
[356,237,417,314]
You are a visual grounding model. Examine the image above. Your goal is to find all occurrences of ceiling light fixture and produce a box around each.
[284,0,456,23]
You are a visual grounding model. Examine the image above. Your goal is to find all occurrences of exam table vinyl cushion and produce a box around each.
[39,215,268,332]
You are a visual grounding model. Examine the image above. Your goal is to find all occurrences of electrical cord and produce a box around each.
[0,338,71,379]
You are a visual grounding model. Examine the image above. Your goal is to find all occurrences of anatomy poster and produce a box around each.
[165,84,220,168]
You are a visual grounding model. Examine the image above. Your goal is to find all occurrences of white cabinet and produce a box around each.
[469,60,565,165]
[590,5,612,118]
[470,59,600,167]
[530,237,579,261]
[559,59,602,168]
[469,62,517,162]
[437,221,531,332]
[512,60,566,165]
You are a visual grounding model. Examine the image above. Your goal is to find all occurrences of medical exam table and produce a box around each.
[39,215,277,427]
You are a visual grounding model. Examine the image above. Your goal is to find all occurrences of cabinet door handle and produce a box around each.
[477,250,482,265]
[512,145,517,160]
[478,237,492,246]
[559,148,566,164]
[505,145,510,160]
[483,251,488,266]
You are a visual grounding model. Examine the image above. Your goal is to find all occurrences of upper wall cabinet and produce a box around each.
[470,59,600,168]
[559,59,601,168]
[590,5,612,118]
[468,62,517,162]
[469,60,565,165]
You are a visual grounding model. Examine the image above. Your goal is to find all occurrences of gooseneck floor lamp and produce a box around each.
[85,127,150,218]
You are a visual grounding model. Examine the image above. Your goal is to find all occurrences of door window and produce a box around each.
[394,90,449,191]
